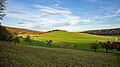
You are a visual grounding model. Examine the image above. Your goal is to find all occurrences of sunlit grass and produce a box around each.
[19,31,115,51]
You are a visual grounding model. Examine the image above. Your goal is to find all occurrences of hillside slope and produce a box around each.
[35,31,115,50]
[0,41,119,67]
[39,31,114,43]
[82,28,120,35]
[18,31,115,51]
[3,26,44,34]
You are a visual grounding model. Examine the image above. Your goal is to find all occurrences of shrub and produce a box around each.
[46,40,53,48]
[24,35,31,43]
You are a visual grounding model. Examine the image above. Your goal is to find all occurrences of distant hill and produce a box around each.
[39,31,114,44]
[3,26,45,35]
[46,29,67,33]
[81,28,120,35]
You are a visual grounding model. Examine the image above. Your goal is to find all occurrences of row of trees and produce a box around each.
[83,28,120,35]
[91,41,120,53]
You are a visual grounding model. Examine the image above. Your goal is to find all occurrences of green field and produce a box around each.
[19,31,115,51]
[1,31,120,67]
[0,41,120,67]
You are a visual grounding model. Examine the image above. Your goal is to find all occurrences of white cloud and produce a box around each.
[80,19,93,23]
[39,5,71,15]
[93,13,119,20]
[63,16,80,25]
[94,15,116,19]
[38,5,81,26]
[40,8,71,15]
[6,4,82,30]
[17,22,35,28]
[92,8,120,20]
[115,9,120,15]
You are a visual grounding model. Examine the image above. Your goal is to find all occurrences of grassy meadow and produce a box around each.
[0,41,120,67]
[19,31,115,51]
[1,0,120,66]
[1,31,120,67]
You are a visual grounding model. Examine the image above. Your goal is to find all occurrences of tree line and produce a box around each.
[83,28,120,35]
[91,41,120,53]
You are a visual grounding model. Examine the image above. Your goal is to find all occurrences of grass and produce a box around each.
[19,31,115,51]
[0,41,120,67]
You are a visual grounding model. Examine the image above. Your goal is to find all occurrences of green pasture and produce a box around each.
[19,31,115,51]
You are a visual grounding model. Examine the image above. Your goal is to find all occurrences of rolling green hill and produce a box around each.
[0,25,116,51]
[38,31,114,43]
[19,31,115,51]
[1,26,120,67]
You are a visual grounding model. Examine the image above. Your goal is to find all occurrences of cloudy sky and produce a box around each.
[1,0,120,32]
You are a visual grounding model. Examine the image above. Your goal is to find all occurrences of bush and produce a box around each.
[24,35,31,43]
[46,40,53,48]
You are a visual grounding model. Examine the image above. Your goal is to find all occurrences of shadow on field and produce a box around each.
[52,41,92,51]
[52,41,119,53]
[28,40,48,47]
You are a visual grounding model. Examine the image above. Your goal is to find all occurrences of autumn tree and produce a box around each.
[91,43,98,52]
[99,41,113,53]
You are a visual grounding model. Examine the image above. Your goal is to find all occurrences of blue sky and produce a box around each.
[1,0,120,32]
